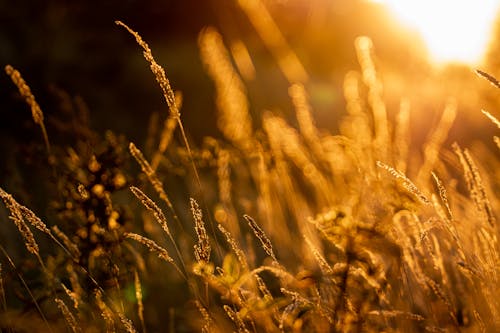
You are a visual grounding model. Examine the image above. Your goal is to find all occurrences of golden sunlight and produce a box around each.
[372,0,500,65]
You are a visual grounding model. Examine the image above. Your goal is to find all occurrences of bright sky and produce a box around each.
[371,0,500,65]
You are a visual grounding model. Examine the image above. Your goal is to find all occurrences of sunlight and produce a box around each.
[371,0,499,65]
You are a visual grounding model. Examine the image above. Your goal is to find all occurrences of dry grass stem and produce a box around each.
[217,223,248,270]
[475,69,500,89]
[195,300,212,333]
[417,100,456,183]
[481,109,500,128]
[151,90,182,171]
[223,304,250,333]
[289,83,324,157]
[124,232,174,263]
[199,27,253,148]
[191,198,211,263]
[4,65,51,154]
[118,312,138,333]
[129,152,188,275]
[431,172,453,221]
[61,283,80,309]
[237,0,307,83]
[133,270,146,333]
[304,235,334,275]
[367,310,425,322]
[115,21,179,118]
[55,298,81,333]
[129,143,175,213]
[130,186,171,236]
[376,161,430,205]
[355,36,389,158]
[395,98,411,172]
[454,144,496,226]
[0,188,40,256]
[15,204,50,235]
[116,23,206,226]
[151,115,178,171]
[229,39,256,81]
[117,22,207,231]
[95,290,116,333]
[244,214,277,262]
[473,310,487,333]
[52,226,81,260]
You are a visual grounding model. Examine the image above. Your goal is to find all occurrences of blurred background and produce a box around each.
[1,0,499,184]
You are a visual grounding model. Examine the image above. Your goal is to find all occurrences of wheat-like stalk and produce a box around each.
[115,21,179,118]
[481,109,500,128]
[475,69,500,89]
[217,223,248,270]
[16,204,51,235]
[355,36,389,159]
[394,98,411,173]
[195,300,212,333]
[55,298,81,333]
[52,225,81,260]
[244,214,277,262]
[463,149,496,227]
[224,304,250,333]
[199,26,253,149]
[134,270,146,333]
[216,149,232,206]
[65,264,84,306]
[304,235,334,275]
[453,143,496,226]
[289,83,324,158]
[129,143,176,211]
[229,39,256,81]
[95,290,116,333]
[151,90,182,171]
[473,310,487,333]
[342,71,373,151]
[124,232,173,263]
[130,186,171,237]
[5,65,51,155]
[237,0,307,83]
[191,198,211,263]
[417,99,456,183]
[61,283,80,310]
[431,172,453,221]
[376,161,430,205]
[151,114,178,171]
[367,310,425,322]
[0,188,39,256]
[118,312,138,333]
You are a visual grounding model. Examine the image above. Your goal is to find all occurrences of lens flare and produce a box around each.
[372,0,499,65]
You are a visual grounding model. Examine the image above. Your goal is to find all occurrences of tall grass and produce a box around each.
[0,16,499,333]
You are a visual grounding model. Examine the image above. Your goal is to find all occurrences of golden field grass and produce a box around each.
[0,11,499,333]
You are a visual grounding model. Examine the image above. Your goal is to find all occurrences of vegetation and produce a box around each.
[0,12,499,333]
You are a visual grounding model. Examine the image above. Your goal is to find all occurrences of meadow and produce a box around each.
[0,8,499,333]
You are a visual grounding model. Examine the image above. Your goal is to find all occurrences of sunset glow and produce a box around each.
[372,0,500,65]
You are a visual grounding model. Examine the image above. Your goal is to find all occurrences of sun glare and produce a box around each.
[372,0,499,65]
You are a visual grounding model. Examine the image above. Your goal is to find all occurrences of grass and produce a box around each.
[0,14,499,333]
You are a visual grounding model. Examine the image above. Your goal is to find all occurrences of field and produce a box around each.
[0,3,499,333]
